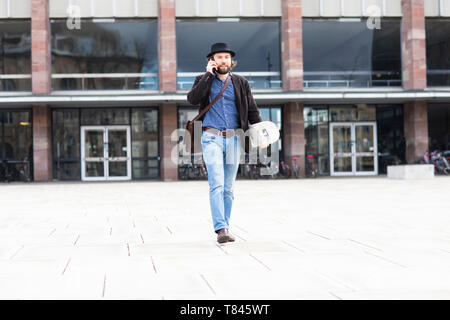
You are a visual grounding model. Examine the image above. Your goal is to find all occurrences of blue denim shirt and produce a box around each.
[202,73,240,131]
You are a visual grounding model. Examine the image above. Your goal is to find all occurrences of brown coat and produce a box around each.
[186,72,263,132]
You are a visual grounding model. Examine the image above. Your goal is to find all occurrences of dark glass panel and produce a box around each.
[53,161,80,180]
[85,161,104,177]
[334,157,352,172]
[333,125,352,153]
[81,108,129,125]
[52,109,80,160]
[109,161,127,177]
[133,159,159,179]
[356,104,376,121]
[178,107,199,129]
[428,103,450,151]
[84,130,104,158]
[2,111,32,160]
[176,20,281,89]
[303,19,401,88]
[426,19,450,86]
[52,109,81,181]
[259,106,282,157]
[108,130,128,157]
[329,105,375,122]
[356,156,375,172]
[330,106,357,122]
[0,110,33,182]
[0,20,31,91]
[131,108,158,158]
[177,107,199,160]
[304,107,329,175]
[51,19,158,90]
[376,104,405,174]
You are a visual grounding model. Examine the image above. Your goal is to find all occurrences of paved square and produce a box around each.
[1,177,450,299]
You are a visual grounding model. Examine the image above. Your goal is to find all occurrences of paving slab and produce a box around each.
[0,176,449,299]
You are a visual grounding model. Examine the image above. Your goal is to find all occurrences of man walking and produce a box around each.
[187,42,263,243]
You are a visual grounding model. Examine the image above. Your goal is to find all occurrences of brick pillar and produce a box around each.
[283,102,305,177]
[281,0,303,91]
[160,103,178,181]
[32,0,52,181]
[158,0,177,92]
[32,0,50,94]
[401,1,428,165]
[404,101,428,164]
[33,105,52,181]
[401,0,427,90]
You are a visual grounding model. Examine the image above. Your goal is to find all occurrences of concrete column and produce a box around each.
[283,102,305,177]
[32,105,52,181]
[281,0,303,91]
[401,0,427,90]
[158,0,177,92]
[160,103,178,181]
[31,0,52,181]
[404,101,428,164]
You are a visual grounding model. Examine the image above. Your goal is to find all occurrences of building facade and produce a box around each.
[0,0,449,182]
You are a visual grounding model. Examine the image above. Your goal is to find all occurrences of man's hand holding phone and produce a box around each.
[206,58,218,74]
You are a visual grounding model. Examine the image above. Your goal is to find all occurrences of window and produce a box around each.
[131,108,159,179]
[330,104,376,122]
[259,106,282,160]
[51,19,158,91]
[81,108,129,125]
[428,103,450,151]
[176,19,281,90]
[304,107,329,175]
[426,19,450,87]
[0,20,31,92]
[303,19,402,88]
[0,110,33,182]
[52,109,81,180]
[375,105,405,174]
[52,108,160,180]
[177,107,202,177]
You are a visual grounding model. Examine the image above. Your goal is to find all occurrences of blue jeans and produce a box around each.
[201,131,241,232]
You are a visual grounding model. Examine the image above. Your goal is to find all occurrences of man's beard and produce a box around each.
[217,65,230,74]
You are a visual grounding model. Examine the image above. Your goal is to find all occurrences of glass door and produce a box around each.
[330,123,353,175]
[81,126,131,181]
[81,126,105,181]
[354,123,378,175]
[106,127,131,180]
[329,122,377,176]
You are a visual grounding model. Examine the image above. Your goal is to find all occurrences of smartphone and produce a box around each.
[209,57,217,73]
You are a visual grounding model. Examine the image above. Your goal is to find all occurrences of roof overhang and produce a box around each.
[1,89,449,108]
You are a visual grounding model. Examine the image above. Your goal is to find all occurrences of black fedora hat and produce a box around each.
[206,42,236,58]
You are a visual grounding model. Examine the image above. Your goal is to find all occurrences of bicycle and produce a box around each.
[305,154,318,178]
[0,160,31,182]
[278,160,291,179]
[424,150,450,175]
[291,156,300,179]
[179,161,209,180]
[179,163,194,180]
[241,161,258,179]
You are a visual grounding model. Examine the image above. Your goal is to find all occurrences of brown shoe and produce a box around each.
[217,228,229,243]
[227,229,235,242]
